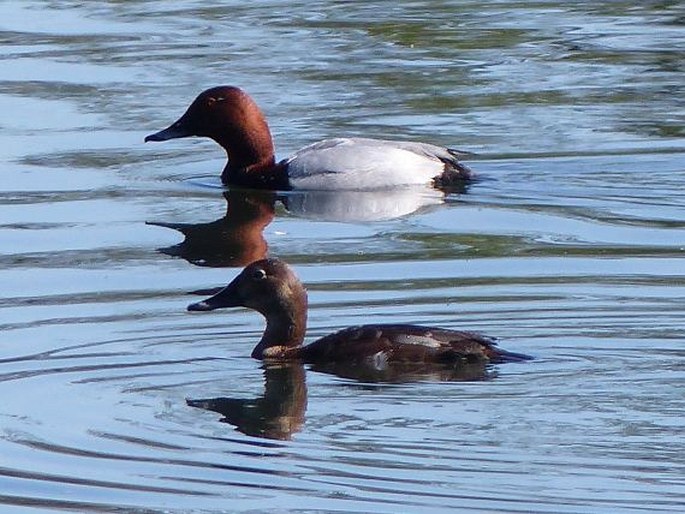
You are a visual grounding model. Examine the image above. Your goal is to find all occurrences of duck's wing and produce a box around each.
[396,326,531,363]
[300,324,519,366]
[382,139,472,163]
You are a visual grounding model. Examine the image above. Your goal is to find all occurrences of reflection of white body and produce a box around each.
[283,187,445,222]
[285,138,461,190]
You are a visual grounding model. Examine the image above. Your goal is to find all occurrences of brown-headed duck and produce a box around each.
[145,86,472,190]
[187,258,531,366]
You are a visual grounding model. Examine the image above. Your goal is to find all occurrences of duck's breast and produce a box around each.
[285,138,446,190]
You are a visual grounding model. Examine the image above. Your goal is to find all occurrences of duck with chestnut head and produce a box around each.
[146,86,473,191]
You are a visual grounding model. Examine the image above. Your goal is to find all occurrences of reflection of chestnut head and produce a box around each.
[147,190,275,268]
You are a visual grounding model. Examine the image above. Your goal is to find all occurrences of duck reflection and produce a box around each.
[149,185,467,268]
[148,189,275,267]
[186,360,496,440]
[281,185,451,222]
[187,362,307,441]
[311,361,497,383]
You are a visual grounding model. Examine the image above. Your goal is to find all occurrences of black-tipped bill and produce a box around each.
[187,283,241,312]
[144,121,193,142]
[491,348,534,364]
[187,299,216,312]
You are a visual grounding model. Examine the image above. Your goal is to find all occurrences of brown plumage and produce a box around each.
[187,258,531,367]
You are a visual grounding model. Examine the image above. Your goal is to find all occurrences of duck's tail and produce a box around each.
[435,148,474,185]
[488,346,534,364]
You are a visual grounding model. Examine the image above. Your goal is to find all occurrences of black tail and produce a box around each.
[490,348,534,364]
[435,149,474,185]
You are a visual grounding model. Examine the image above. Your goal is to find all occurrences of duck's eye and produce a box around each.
[206,96,224,107]
[252,268,267,281]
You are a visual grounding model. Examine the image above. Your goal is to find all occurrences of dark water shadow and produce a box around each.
[149,184,469,268]
[187,363,308,441]
[280,182,469,222]
[310,360,497,384]
[187,359,496,440]
[147,189,275,268]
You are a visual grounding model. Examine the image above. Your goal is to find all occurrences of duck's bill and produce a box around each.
[187,283,241,311]
[144,121,193,142]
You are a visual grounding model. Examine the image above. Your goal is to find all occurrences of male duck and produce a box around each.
[145,86,472,190]
[187,258,531,366]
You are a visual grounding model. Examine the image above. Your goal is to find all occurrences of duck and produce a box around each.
[187,258,532,366]
[145,86,473,191]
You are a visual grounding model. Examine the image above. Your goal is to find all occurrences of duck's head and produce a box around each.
[145,86,275,171]
[188,258,308,321]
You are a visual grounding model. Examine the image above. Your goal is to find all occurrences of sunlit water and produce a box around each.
[1,1,684,512]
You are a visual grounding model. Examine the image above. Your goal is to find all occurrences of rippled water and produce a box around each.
[2,1,684,512]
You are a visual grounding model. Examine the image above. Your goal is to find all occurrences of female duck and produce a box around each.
[187,258,531,366]
[145,86,472,190]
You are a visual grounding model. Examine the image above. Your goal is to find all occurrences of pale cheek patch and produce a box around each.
[263,346,289,359]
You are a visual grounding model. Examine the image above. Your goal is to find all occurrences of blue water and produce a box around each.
[1,1,684,512]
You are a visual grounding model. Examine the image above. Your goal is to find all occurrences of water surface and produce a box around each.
[1,1,684,512]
